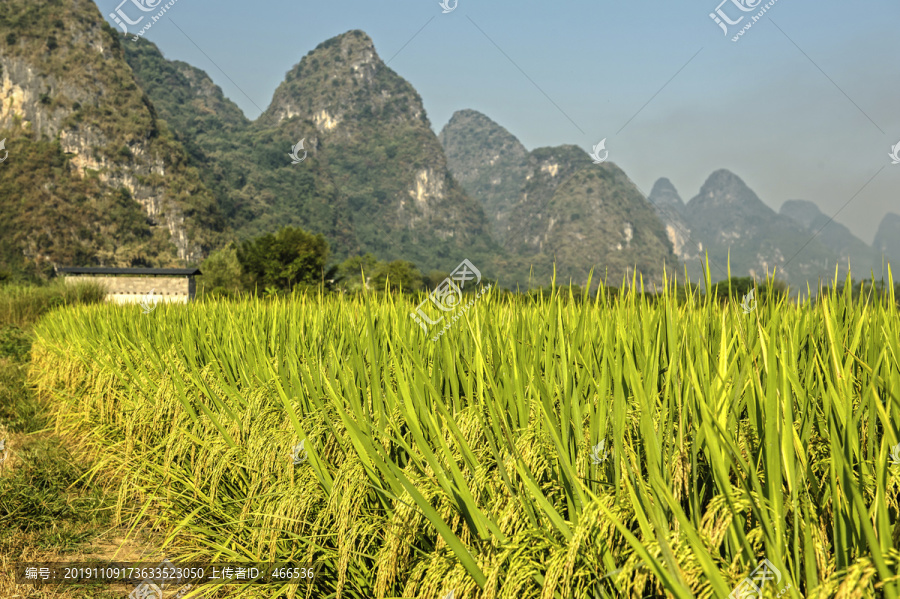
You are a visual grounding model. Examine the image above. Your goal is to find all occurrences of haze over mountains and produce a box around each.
[440,109,898,288]
[0,0,895,289]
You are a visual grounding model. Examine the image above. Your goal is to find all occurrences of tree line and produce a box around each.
[197,226,454,297]
[194,225,899,308]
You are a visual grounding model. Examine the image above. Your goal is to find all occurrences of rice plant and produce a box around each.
[28,266,900,598]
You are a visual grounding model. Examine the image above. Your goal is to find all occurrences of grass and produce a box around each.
[0,437,103,533]
[0,281,108,330]
[0,279,147,599]
[22,266,900,598]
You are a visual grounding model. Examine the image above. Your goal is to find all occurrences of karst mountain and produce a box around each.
[0,1,894,289]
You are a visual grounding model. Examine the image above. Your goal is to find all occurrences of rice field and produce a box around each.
[27,270,900,598]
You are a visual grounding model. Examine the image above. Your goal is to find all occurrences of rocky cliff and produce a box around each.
[647,178,699,261]
[127,30,498,271]
[0,0,225,272]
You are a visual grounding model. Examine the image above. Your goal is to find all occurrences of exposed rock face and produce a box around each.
[438,110,529,244]
[0,0,225,269]
[0,57,73,136]
[647,178,698,261]
[127,29,497,271]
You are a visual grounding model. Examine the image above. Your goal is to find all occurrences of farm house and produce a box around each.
[58,267,201,304]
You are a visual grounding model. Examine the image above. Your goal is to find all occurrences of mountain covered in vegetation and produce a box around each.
[438,109,530,245]
[125,30,681,287]
[1,1,892,290]
[1,3,501,278]
[125,30,499,273]
[640,172,893,288]
[680,170,843,285]
[439,110,678,286]
[0,0,226,277]
[440,108,897,289]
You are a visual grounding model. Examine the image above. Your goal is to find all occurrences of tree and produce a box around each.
[710,277,754,302]
[236,226,331,294]
[197,243,243,298]
[371,260,424,293]
[334,253,380,292]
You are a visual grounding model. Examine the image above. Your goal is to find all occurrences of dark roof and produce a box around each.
[59,267,201,276]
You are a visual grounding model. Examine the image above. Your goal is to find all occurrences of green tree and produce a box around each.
[710,277,755,303]
[236,226,331,294]
[335,253,380,293]
[372,260,424,293]
[197,243,243,298]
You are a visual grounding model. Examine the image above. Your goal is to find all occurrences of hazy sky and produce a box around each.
[96,0,899,243]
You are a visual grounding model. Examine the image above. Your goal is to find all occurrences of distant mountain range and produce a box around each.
[440,109,897,288]
[648,170,886,285]
[875,213,900,265]
[0,1,895,288]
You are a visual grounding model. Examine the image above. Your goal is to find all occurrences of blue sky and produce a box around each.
[96,0,900,243]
